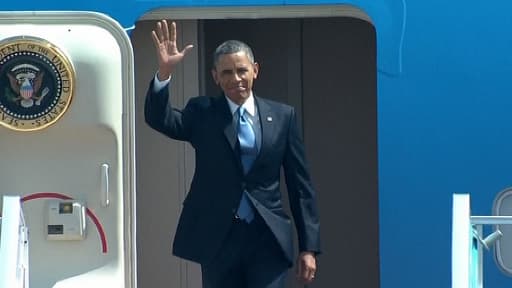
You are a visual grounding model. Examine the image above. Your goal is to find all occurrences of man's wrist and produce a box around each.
[157,70,171,81]
[299,251,316,258]
[153,72,172,93]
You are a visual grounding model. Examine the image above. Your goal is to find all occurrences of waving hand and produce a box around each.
[151,20,194,81]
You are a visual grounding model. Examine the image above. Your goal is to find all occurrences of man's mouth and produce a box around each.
[230,86,246,92]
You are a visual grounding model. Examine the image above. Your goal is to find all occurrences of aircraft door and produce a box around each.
[0,12,136,288]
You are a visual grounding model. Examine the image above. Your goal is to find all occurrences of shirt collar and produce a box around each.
[225,92,256,117]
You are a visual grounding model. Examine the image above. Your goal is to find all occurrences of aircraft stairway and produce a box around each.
[0,195,29,288]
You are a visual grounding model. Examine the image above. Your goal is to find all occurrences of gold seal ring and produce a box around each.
[0,36,75,131]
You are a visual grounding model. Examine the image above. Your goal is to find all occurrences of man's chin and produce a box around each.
[226,92,250,104]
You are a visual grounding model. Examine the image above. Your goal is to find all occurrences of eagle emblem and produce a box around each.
[6,64,50,108]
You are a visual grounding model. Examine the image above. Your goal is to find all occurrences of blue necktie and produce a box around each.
[236,106,256,222]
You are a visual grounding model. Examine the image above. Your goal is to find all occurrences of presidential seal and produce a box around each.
[0,36,74,131]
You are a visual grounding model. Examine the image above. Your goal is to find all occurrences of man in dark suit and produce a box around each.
[145,20,321,288]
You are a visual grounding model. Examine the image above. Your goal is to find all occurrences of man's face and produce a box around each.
[211,52,259,105]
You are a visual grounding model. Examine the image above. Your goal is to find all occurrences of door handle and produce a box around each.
[101,163,110,207]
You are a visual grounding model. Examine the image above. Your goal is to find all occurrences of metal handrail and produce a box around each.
[471,216,512,225]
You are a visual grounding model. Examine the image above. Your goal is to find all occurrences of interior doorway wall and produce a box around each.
[301,18,378,288]
[133,16,377,288]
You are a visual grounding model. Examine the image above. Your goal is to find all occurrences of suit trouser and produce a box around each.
[201,214,290,288]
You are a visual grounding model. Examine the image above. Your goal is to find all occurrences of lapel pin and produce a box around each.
[267,116,273,122]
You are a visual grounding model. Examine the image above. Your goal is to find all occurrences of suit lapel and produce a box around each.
[218,95,238,152]
[251,96,275,171]
[218,96,247,173]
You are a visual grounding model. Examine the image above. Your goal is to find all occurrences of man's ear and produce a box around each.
[253,62,259,79]
[211,69,219,85]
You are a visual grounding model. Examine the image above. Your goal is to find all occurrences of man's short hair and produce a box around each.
[213,40,255,67]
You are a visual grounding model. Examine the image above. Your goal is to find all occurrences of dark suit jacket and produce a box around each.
[144,81,321,266]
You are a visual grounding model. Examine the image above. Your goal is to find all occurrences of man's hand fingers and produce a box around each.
[162,20,169,42]
[296,260,308,281]
[169,21,176,43]
[296,252,317,284]
[305,268,315,283]
[152,19,193,76]
[156,21,164,42]
[181,45,194,56]
[151,31,159,47]
[297,267,314,283]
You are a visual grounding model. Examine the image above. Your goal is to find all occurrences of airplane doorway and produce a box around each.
[134,14,377,288]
